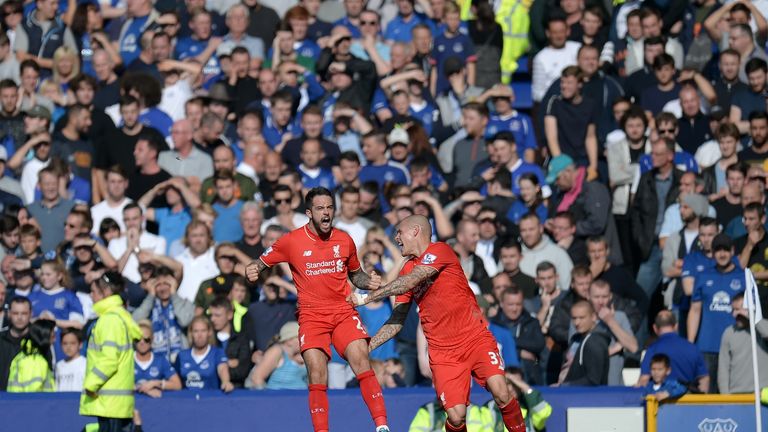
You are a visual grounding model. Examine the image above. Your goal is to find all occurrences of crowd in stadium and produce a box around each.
[0,0,767,419]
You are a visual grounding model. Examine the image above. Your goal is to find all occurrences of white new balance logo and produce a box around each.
[303,250,312,256]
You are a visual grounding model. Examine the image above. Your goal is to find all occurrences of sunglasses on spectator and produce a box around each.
[137,337,151,344]
[360,20,378,25]
[658,129,675,134]
[74,245,92,251]
[275,198,291,204]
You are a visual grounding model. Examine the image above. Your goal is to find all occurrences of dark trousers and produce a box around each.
[703,352,719,393]
[98,417,132,432]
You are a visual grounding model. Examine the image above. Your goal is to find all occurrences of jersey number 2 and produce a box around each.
[352,316,367,334]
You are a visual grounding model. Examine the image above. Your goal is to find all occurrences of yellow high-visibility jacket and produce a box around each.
[7,342,54,392]
[79,295,142,419]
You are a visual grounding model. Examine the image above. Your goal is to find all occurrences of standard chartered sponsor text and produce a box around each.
[305,259,344,275]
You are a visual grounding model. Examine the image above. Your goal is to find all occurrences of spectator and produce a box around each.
[108,203,167,284]
[544,68,598,178]
[547,154,621,264]
[519,213,573,291]
[132,266,194,364]
[588,236,648,324]
[497,240,537,301]
[334,186,373,248]
[688,233,745,393]
[730,58,768,134]
[639,53,680,116]
[201,145,258,204]
[14,0,77,74]
[559,300,609,386]
[718,292,768,394]
[158,119,214,192]
[642,353,687,401]
[139,177,199,252]
[384,0,432,43]
[261,184,309,234]
[710,49,747,114]
[631,137,683,299]
[175,220,218,302]
[452,219,492,295]
[662,192,710,297]
[408,399,492,431]
[126,132,172,203]
[0,296,31,390]
[28,166,76,253]
[235,202,265,259]
[176,315,233,391]
[735,202,768,313]
[247,270,296,353]
[492,286,545,385]
[587,279,639,386]
[637,310,709,393]
[712,163,748,229]
[739,112,768,166]
[210,296,252,389]
[7,318,55,392]
[532,16,581,103]
[134,319,182,397]
[90,165,131,234]
[551,211,588,267]
[210,169,245,243]
[55,327,85,391]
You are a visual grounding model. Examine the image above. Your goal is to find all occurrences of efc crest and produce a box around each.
[422,253,437,265]
[698,418,738,432]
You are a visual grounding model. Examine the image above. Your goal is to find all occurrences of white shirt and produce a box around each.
[334,220,369,249]
[174,247,218,302]
[55,356,86,392]
[160,79,193,121]
[21,158,49,204]
[90,197,132,235]
[261,213,310,235]
[475,239,499,277]
[532,41,581,102]
[108,232,167,283]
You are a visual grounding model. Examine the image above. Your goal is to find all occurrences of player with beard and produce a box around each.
[348,215,525,432]
[245,187,390,432]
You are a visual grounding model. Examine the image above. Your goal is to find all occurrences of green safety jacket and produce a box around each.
[487,389,552,432]
[409,401,495,432]
[79,295,142,419]
[7,341,54,392]
[459,0,531,83]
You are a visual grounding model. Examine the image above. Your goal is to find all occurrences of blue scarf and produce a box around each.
[150,298,183,363]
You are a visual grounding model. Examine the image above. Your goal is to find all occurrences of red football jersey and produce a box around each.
[396,242,489,351]
[260,225,361,310]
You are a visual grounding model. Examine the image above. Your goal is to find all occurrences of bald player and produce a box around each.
[348,215,526,432]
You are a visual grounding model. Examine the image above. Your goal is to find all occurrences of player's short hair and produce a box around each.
[305,187,334,208]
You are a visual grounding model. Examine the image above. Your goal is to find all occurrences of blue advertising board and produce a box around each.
[658,403,768,431]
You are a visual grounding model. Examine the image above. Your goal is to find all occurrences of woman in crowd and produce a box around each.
[175,316,234,392]
[248,321,306,390]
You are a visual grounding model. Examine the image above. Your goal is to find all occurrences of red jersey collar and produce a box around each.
[303,224,335,242]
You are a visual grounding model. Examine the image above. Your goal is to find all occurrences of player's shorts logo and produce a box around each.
[333,244,341,258]
[422,253,437,264]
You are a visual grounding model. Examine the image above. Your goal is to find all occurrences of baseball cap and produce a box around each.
[387,128,410,147]
[278,321,300,342]
[24,105,51,121]
[682,193,708,218]
[712,233,733,251]
[209,274,235,295]
[546,154,575,184]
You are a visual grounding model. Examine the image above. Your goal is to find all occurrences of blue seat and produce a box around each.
[511,82,533,109]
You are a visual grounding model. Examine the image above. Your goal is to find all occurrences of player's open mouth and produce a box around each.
[321,217,331,226]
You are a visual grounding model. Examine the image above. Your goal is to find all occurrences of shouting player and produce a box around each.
[349,215,525,432]
[245,187,389,432]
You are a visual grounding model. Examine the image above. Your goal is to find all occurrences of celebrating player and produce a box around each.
[348,215,525,432]
[245,187,389,432]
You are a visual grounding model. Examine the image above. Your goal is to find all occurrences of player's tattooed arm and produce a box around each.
[369,302,411,352]
[245,259,269,283]
[348,268,382,291]
[362,266,438,304]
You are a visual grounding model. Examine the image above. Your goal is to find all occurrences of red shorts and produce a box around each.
[297,308,369,359]
[429,333,505,409]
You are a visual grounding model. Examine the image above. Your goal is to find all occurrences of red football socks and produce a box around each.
[356,370,388,427]
[499,398,527,431]
[445,421,468,432]
[308,384,329,432]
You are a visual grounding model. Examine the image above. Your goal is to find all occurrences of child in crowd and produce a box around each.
[17,223,44,271]
[644,354,687,401]
[55,328,86,392]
